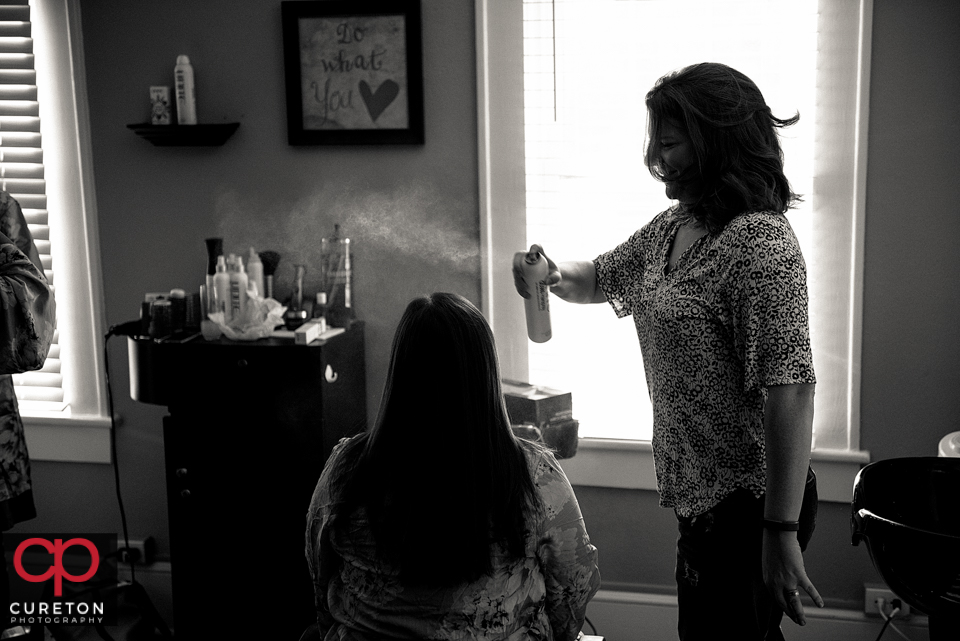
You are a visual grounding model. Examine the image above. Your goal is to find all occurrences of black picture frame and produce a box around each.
[281,0,424,145]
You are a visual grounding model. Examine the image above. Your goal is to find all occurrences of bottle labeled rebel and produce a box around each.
[228,254,249,323]
[521,249,552,343]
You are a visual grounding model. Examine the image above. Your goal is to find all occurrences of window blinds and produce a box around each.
[1,0,64,412]
[522,0,820,440]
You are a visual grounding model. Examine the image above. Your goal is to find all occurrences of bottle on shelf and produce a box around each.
[174,55,197,125]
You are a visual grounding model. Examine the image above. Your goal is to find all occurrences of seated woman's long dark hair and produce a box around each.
[644,62,801,232]
[330,293,542,586]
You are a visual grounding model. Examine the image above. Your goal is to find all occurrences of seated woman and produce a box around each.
[305,292,600,640]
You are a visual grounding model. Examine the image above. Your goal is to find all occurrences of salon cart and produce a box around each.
[128,323,366,640]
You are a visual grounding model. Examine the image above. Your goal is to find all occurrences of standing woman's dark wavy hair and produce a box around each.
[329,293,542,586]
[644,62,801,233]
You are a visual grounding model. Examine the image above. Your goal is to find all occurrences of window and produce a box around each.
[478,1,871,463]
[8,0,109,463]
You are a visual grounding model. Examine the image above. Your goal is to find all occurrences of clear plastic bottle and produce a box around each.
[246,247,264,299]
[521,249,552,343]
[212,255,231,322]
[320,225,354,328]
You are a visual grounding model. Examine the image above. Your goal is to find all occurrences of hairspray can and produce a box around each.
[521,249,551,343]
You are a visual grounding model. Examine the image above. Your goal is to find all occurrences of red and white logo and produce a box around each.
[13,538,100,597]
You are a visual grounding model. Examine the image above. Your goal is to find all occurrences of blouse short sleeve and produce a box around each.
[593,211,671,319]
[722,214,816,393]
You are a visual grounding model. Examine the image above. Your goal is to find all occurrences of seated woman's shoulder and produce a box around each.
[516,437,565,481]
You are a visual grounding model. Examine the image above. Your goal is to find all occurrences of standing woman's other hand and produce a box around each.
[762,530,824,627]
[513,244,560,298]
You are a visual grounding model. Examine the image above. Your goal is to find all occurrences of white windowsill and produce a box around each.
[559,438,870,503]
[22,415,113,464]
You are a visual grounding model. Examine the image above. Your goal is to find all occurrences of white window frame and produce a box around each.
[22,0,110,464]
[476,0,872,501]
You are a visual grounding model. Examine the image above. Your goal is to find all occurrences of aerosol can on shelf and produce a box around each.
[174,55,197,125]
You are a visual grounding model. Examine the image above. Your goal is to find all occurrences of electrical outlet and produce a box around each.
[118,536,155,565]
[864,584,911,618]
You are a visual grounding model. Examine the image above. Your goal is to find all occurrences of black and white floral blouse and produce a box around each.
[306,437,600,641]
[594,207,816,518]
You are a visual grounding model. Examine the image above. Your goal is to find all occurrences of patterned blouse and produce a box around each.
[305,437,600,641]
[594,207,816,518]
[0,191,56,529]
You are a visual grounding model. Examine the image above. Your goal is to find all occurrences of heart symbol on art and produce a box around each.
[358,79,400,123]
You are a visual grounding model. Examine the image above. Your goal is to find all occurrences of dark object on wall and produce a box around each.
[128,325,367,640]
[126,123,240,147]
[851,457,960,639]
[281,0,424,145]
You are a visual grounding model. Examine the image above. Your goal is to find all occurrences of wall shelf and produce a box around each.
[127,122,240,146]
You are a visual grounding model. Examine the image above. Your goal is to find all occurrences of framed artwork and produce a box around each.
[281,0,424,145]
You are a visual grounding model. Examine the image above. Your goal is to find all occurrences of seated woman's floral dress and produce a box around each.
[305,437,600,641]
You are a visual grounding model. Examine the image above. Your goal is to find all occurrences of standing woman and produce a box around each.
[514,62,823,640]
[305,293,600,640]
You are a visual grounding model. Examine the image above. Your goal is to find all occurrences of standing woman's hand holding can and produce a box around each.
[513,245,554,343]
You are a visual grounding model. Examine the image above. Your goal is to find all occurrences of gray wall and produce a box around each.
[17,0,960,613]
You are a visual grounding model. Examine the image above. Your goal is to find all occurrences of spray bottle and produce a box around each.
[520,248,552,343]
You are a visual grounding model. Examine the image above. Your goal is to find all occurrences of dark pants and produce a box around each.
[675,467,817,641]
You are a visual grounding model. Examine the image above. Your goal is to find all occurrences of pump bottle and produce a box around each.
[520,249,552,343]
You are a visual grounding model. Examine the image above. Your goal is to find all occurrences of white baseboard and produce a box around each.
[109,569,932,641]
[586,589,929,641]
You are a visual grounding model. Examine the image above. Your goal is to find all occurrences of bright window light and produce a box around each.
[522,0,819,440]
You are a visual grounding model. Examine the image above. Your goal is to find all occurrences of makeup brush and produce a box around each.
[259,250,281,300]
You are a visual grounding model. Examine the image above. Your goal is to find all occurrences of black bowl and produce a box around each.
[851,457,960,619]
